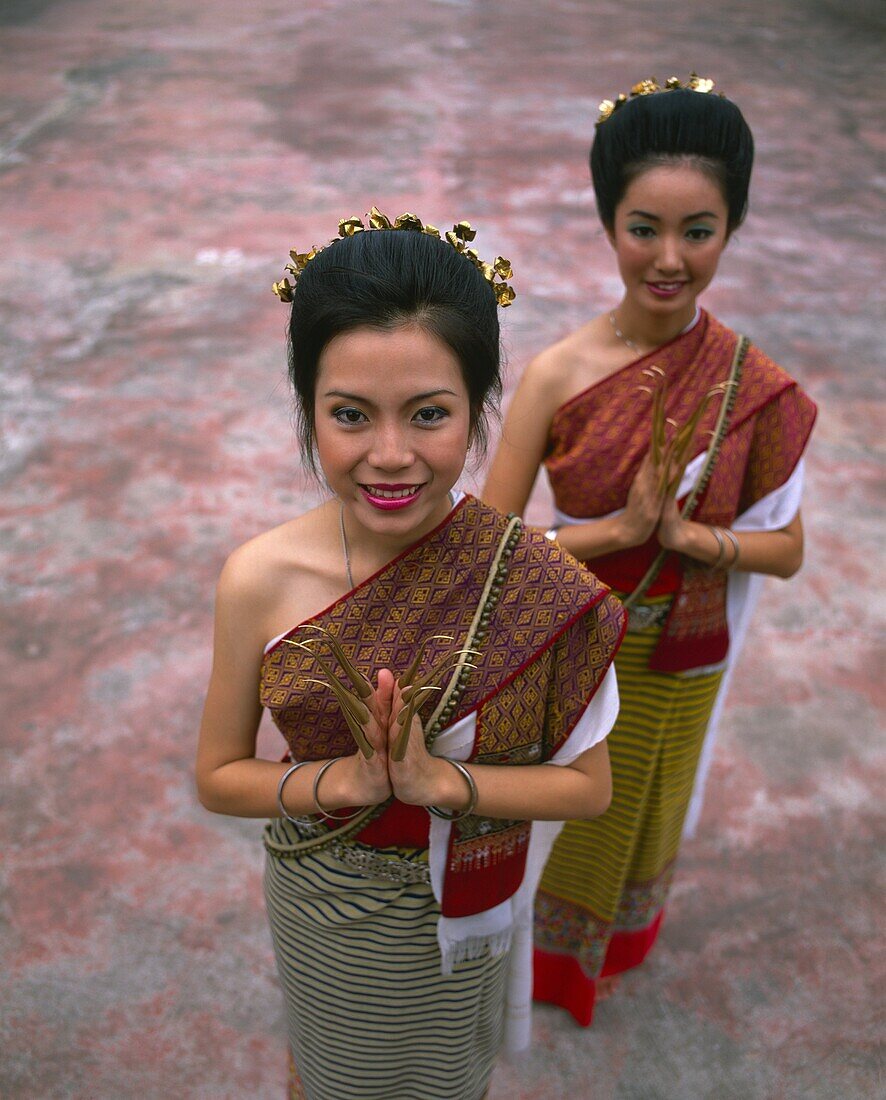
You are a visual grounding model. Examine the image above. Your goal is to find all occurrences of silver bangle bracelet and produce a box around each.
[312,758,364,821]
[710,526,728,569]
[428,759,478,822]
[721,527,741,569]
[276,761,316,826]
[544,526,561,543]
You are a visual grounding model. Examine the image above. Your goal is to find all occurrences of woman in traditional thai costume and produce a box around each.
[195,211,625,1099]
[483,77,817,1027]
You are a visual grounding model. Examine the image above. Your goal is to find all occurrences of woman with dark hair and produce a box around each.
[195,210,624,1099]
[484,77,817,1026]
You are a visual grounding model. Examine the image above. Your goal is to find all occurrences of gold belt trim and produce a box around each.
[265,830,432,885]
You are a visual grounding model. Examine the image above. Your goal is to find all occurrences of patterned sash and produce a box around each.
[545,312,817,671]
[260,496,626,917]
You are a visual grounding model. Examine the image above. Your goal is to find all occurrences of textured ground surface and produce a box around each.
[1,1,884,1098]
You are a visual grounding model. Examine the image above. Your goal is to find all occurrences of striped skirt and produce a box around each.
[263,819,507,1100]
[534,623,723,1023]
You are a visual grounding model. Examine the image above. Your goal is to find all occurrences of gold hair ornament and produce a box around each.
[596,72,720,127]
[272,206,515,307]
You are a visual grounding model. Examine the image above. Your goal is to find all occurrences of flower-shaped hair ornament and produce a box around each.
[596,72,720,126]
[272,206,515,306]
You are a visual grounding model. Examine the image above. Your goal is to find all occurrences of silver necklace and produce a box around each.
[609,310,641,353]
[339,503,354,590]
[338,491,458,591]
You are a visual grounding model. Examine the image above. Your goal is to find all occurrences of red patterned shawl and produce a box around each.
[260,495,626,917]
[545,311,817,671]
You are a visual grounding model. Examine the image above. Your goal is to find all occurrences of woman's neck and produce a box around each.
[611,299,699,353]
[337,491,458,585]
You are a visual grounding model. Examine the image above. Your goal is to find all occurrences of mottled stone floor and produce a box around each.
[1,1,883,1098]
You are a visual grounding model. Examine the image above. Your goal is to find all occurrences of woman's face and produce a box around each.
[314,323,472,544]
[607,162,730,322]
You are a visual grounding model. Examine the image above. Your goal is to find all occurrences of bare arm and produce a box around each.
[195,551,392,819]
[423,739,613,821]
[387,673,613,821]
[483,353,559,516]
[657,503,805,578]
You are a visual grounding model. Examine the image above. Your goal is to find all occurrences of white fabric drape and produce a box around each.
[429,664,620,1051]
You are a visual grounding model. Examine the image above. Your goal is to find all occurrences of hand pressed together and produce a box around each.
[618,449,693,551]
[325,668,454,811]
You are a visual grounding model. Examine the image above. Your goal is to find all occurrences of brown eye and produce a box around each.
[413,406,447,425]
[333,407,367,425]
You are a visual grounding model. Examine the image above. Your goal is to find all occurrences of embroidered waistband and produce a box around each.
[329,840,431,885]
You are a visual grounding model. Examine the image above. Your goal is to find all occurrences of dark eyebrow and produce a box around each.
[323,389,459,402]
[626,209,720,221]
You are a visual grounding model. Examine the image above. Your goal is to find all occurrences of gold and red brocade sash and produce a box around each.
[544,311,817,671]
[259,495,626,917]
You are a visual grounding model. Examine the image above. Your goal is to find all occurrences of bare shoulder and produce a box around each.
[218,503,334,616]
[521,314,623,411]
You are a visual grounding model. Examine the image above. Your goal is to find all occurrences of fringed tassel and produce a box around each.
[439,927,514,976]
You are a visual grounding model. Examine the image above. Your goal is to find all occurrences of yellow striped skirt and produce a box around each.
[263,819,506,1100]
[535,622,723,977]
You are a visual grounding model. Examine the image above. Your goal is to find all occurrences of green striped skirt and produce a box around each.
[535,622,724,977]
[263,818,506,1100]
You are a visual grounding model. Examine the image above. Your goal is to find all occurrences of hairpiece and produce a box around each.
[272,206,515,307]
[596,72,720,127]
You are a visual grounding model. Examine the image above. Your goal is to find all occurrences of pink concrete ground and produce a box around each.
[1,1,883,1097]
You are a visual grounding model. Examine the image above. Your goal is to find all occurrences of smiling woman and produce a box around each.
[313,325,472,560]
[483,77,817,1027]
[194,212,625,1100]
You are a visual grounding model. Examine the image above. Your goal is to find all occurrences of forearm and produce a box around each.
[551,514,641,561]
[426,756,612,821]
[196,754,367,819]
[665,519,803,578]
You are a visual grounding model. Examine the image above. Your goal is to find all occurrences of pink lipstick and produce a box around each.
[359,483,425,511]
[646,281,687,299]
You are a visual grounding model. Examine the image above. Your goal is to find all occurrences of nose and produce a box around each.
[654,234,684,275]
[367,422,414,472]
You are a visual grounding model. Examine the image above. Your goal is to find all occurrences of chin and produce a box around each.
[353,484,452,528]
